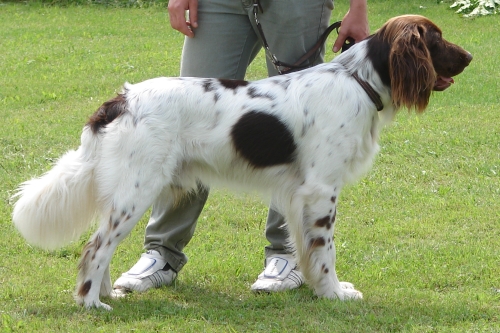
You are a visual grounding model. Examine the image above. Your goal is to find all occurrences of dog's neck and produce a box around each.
[333,40,386,111]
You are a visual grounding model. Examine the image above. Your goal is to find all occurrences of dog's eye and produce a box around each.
[425,31,443,52]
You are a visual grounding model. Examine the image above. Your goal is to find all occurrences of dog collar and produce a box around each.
[352,72,384,111]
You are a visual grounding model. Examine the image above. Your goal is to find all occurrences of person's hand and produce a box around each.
[168,0,198,38]
[332,1,369,52]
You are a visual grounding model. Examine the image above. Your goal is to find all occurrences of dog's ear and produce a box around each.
[389,23,436,112]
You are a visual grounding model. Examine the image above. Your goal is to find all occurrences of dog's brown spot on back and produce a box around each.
[219,78,249,90]
[87,94,127,134]
[231,111,297,168]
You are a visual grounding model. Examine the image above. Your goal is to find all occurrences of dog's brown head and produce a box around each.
[370,15,472,112]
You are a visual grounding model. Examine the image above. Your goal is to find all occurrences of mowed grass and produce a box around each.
[1,1,499,332]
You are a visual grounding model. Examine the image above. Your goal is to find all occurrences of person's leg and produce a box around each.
[113,0,263,293]
[263,0,333,252]
[249,0,334,292]
[113,186,209,294]
[144,184,209,272]
[257,0,334,76]
[145,0,264,268]
[181,3,261,79]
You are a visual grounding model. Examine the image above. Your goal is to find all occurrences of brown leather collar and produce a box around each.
[352,72,384,111]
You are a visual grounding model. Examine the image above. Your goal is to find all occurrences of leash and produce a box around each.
[252,0,352,75]
[252,0,383,111]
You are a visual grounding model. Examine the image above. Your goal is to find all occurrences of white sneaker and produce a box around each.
[113,250,177,295]
[251,254,304,292]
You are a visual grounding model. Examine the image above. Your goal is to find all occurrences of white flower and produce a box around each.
[450,0,499,17]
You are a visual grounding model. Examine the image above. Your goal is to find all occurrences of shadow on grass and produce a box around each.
[21,283,498,331]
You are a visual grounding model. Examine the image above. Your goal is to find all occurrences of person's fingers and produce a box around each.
[188,0,198,29]
[168,0,195,37]
[332,30,348,53]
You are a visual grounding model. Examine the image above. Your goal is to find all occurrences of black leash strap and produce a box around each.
[252,0,343,74]
[252,0,383,110]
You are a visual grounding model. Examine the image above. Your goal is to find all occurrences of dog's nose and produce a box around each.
[465,52,473,64]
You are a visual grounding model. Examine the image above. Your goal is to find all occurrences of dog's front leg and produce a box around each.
[308,215,362,300]
[289,185,362,300]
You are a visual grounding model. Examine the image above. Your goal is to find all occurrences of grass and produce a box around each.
[1,1,499,332]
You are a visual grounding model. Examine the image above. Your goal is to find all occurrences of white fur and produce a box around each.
[13,37,396,309]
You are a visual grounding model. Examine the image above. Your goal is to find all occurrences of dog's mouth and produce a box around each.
[433,75,455,91]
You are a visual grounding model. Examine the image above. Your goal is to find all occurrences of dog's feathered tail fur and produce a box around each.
[12,128,99,250]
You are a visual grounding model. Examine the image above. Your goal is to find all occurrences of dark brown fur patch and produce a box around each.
[309,237,326,249]
[78,280,92,297]
[231,111,296,168]
[87,94,127,134]
[219,79,249,89]
[314,215,332,230]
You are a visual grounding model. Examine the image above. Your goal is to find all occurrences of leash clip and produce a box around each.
[253,0,263,14]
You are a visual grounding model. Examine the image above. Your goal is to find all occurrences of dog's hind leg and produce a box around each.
[74,201,149,309]
[74,156,174,308]
[286,183,362,300]
[74,178,169,309]
[72,110,184,309]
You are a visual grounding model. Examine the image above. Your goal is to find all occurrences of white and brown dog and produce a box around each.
[13,15,472,309]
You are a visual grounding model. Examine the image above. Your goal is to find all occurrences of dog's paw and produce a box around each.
[79,299,113,310]
[336,286,363,300]
[339,281,355,290]
[86,301,113,311]
[317,281,363,300]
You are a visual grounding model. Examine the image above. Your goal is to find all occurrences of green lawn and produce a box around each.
[1,1,499,332]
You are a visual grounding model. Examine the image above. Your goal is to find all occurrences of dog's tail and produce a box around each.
[12,127,100,250]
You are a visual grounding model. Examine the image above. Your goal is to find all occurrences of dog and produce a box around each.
[12,15,472,309]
